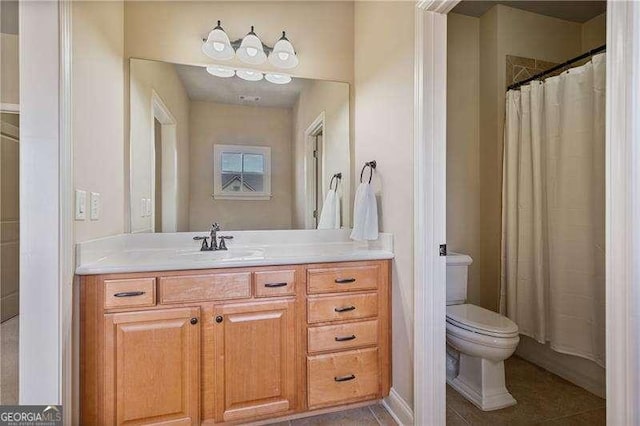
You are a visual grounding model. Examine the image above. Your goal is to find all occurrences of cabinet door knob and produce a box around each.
[190,317,198,325]
[215,315,224,323]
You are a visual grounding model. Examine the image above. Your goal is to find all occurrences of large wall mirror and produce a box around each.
[129,58,351,233]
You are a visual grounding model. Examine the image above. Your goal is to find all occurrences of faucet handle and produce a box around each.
[211,222,221,231]
[218,235,233,250]
[193,236,210,251]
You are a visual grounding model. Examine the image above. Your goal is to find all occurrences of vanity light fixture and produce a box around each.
[206,65,235,78]
[269,32,299,69]
[236,26,267,65]
[236,68,264,82]
[202,20,235,61]
[265,73,292,85]
[201,22,298,70]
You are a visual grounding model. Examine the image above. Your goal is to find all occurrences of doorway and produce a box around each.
[0,110,19,405]
[304,112,325,229]
[150,91,178,233]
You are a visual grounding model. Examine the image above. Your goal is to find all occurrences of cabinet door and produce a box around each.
[103,307,200,425]
[213,300,296,423]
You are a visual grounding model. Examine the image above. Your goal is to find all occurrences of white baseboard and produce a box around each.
[382,387,414,425]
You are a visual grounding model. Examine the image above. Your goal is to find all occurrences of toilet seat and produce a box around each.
[446,304,518,338]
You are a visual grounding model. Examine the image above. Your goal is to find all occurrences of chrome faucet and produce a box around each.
[193,222,233,251]
[209,223,220,250]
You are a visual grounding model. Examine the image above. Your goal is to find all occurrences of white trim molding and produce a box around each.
[0,102,20,113]
[606,1,640,424]
[413,1,458,425]
[303,112,326,229]
[382,387,415,426]
[59,1,74,424]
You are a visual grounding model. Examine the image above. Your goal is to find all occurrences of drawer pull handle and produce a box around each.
[335,278,356,284]
[334,305,356,313]
[334,374,356,382]
[335,334,356,342]
[264,282,288,288]
[113,291,145,298]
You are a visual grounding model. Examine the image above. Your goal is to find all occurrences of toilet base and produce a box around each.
[447,353,517,411]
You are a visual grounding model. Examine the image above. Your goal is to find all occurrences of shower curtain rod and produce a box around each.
[507,44,606,91]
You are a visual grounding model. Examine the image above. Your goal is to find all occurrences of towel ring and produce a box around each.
[360,160,377,184]
[330,172,342,190]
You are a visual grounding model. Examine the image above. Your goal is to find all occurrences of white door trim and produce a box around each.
[413,1,459,425]
[304,112,325,229]
[19,0,74,414]
[150,90,178,233]
[605,2,640,424]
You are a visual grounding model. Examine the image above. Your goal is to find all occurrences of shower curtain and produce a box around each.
[500,53,606,367]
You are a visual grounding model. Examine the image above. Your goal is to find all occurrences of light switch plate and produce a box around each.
[90,192,101,221]
[75,190,87,220]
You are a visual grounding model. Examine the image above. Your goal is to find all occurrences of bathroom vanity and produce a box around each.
[77,232,393,425]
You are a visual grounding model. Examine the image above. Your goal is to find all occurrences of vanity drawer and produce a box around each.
[307,293,378,324]
[158,272,251,304]
[308,320,378,353]
[104,278,156,309]
[307,348,379,408]
[254,269,296,297]
[307,264,379,294]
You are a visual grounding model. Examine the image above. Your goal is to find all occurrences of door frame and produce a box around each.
[414,0,640,424]
[304,112,325,229]
[19,0,74,423]
[150,90,178,233]
[605,2,640,424]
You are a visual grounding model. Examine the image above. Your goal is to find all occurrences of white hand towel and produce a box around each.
[350,182,378,241]
[317,189,341,229]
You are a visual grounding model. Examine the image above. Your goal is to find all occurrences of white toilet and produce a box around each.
[446,253,519,411]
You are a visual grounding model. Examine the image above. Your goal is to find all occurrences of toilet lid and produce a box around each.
[446,304,518,336]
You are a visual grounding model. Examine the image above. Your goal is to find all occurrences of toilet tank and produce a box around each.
[446,252,473,305]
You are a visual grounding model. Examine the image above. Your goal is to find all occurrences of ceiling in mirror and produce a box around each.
[174,64,307,108]
[129,59,351,234]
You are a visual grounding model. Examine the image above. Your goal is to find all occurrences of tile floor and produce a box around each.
[0,316,19,404]
[447,356,606,425]
[266,404,397,426]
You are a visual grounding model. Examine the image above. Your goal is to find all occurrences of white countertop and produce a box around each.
[75,229,394,275]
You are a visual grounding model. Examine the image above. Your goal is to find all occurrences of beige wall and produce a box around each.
[73,1,125,242]
[582,13,606,51]
[292,80,351,229]
[189,102,293,231]
[355,1,415,408]
[124,1,354,83]
[447,13,482,306]
[129,59,190,233]
[1,33,19,105]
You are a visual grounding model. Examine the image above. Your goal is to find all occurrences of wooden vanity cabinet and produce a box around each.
[103,308,201,425]
[80,260,390,425]
[209,300,296,423]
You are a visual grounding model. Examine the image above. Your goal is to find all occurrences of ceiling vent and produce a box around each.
[239,95,261,102]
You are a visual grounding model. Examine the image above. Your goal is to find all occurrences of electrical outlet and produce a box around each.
[90,192,101,221]
[75,190,87,220]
